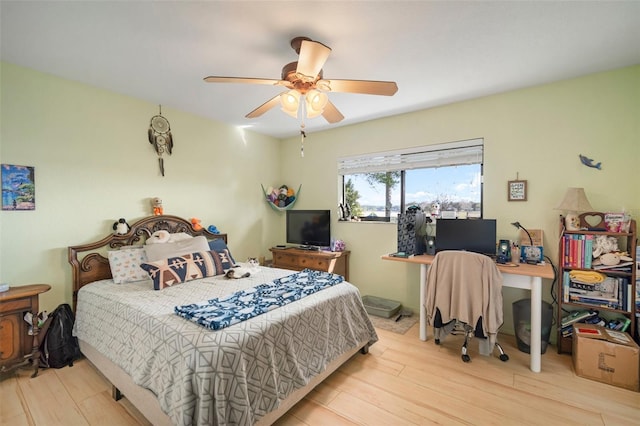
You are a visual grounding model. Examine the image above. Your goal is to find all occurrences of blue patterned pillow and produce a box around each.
[208,239,237,269]
[140,250,225,290]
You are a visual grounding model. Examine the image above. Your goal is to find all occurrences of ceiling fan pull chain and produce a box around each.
[300,123,306,158]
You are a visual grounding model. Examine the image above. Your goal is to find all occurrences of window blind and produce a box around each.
[338,138,483,175]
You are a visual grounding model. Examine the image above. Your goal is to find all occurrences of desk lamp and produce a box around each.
[555,187,593,231]
[511,222,544,264]
[511,221,533,246]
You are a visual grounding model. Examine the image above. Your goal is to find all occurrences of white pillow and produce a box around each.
[144,235,210,262]
[108,248,149,284]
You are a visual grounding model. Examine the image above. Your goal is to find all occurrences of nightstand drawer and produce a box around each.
[0,298,31,314]
[298,257,330,270]
[273,253,299,269]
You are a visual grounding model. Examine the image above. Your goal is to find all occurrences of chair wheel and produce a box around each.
[435,339,441,345]
[461,354,471,362]
[499,354,509,362]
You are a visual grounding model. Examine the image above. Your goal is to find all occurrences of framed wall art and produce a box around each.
[508,179,527,202]
[2,164,35,210]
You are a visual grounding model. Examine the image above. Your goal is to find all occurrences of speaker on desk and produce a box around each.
[497,239,511,263]
[426,236,436,255]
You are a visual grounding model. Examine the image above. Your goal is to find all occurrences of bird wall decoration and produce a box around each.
[148,105,173,176]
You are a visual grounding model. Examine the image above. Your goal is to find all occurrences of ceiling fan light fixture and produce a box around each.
[305,89,328,118]
[204,36,397,125]
[280,90,300,118]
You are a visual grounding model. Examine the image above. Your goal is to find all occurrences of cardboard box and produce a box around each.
[572,323,639,391]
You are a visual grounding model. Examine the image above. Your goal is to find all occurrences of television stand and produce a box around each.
[270,247,350,281]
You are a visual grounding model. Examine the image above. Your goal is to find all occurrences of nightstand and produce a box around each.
[0,284,51,377]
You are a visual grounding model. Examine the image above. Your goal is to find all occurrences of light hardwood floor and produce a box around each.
[2,323,639,425]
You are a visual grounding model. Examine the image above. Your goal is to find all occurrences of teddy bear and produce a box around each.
[191,217,203,231]
[152,197,163,216]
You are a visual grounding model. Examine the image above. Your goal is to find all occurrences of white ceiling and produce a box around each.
[2,1,639,139]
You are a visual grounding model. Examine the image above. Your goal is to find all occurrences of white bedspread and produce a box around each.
[73,265,377,425]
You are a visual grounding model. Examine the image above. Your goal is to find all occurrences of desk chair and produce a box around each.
[425,250,509,363]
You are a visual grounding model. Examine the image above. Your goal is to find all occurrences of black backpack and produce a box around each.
[39,303,81,368]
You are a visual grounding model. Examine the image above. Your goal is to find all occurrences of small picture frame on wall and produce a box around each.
[1,164,35,210]
[508,180,527,202]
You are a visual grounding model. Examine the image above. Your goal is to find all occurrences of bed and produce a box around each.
[68,215,378,425]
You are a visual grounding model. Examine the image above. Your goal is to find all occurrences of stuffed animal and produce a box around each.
[599,252,621,266]
[332,239,346,252]
[147,230,171,244]
[265,184,296,208]
[146,230,192,244]
[207,225,220,234]
[112,218,130,235]
[152,197,163,216]
[191,217,202,231]
[430,202,441,218]
[592,235,619,258]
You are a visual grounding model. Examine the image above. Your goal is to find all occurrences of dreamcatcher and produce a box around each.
[148,105,173,176]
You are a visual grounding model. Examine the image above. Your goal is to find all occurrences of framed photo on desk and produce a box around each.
[508,180,527,201]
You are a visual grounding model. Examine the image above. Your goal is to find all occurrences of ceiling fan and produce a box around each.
[204,36,398,124]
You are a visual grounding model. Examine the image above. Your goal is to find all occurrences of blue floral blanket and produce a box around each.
[175,269,344,330]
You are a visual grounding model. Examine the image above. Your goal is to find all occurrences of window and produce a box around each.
[338,139,484,222]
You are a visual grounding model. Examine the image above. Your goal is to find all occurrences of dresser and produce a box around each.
[269,248,350,281]
[0,284,51,376]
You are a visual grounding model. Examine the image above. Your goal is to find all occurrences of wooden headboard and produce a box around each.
[68,215,227,309]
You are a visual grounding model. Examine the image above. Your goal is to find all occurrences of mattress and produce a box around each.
[72,265,377,425]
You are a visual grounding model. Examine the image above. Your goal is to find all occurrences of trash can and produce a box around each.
[512,298,553,354]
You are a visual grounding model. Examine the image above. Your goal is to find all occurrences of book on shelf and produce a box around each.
[561,234,595,269]
[565,275,630,311]
[561,309,598,328]
[561,311,602,337]
[593,261,633,271]
[569,294,621,309]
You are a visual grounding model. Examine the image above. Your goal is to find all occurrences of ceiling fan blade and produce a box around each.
[296,40,331,79]
[245,94,282,119]
[322,100,344,123]
[204,76,281,86]
[320,79,398,96]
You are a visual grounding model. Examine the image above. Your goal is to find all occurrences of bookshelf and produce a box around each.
[557,212,637,354]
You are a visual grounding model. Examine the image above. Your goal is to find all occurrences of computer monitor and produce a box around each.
[435,219,497,256]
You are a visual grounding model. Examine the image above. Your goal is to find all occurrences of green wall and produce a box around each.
[0,62,283,311]
[278,65,639,335]
[2,62,638,337]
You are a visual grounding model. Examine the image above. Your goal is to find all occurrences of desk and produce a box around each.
[381,254,554,373]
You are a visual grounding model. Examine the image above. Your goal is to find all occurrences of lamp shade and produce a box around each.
[305,89,328,118]
[555,187,593,231]
[555,187,593,212]
[280,90,300,118]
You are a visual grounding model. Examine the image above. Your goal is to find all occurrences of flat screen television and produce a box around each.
[435,219,497,256]
[286,209,331,249]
